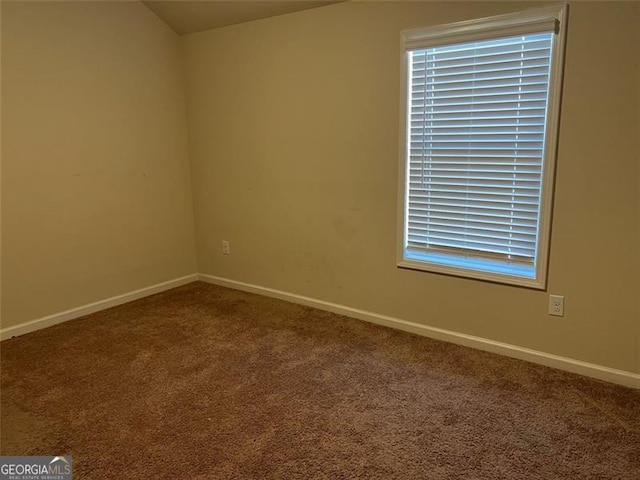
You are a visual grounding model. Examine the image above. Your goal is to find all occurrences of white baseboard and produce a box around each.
[199,274,640,390]
[3,272,637,389]
[0,274,199,341]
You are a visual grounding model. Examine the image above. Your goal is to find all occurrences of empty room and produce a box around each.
[1,0,639,478]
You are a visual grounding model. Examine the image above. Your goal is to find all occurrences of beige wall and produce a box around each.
[636,0,640,378]
[2,1,638,375]
[183,1,640,373]
[1,1,197,328]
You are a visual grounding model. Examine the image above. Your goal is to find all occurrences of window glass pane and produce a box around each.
[404,32,555,279]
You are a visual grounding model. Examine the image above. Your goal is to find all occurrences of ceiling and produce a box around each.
[142,0,344,36]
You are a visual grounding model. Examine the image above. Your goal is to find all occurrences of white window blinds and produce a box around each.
[399,6,566,287]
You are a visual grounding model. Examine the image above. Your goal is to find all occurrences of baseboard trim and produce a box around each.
[3,272,637,389]
[199,273,640,389]
[0,274,199,341]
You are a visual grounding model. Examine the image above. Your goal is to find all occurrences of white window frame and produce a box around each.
[397,4,568,289]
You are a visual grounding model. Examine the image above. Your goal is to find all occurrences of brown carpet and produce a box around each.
[1,282,639,479]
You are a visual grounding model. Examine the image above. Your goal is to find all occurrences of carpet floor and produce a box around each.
[1,282,639,479]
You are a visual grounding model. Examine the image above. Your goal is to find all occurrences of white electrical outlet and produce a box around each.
[549,295,564,317]
[222,240,230,255]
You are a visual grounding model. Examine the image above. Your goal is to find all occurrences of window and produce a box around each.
[397,5,567,289]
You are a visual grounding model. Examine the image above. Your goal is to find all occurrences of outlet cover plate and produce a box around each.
[549,295,564,317]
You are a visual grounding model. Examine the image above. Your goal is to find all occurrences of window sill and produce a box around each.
[398,251,545,290]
